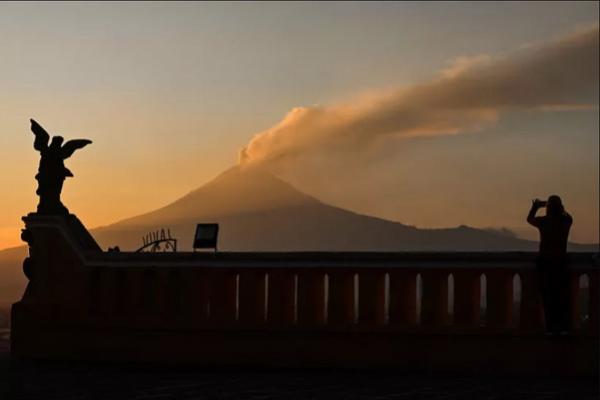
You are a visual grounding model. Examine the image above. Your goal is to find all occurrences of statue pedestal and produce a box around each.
[12,213,102,358]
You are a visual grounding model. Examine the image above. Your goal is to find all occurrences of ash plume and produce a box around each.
[239,26,599,167]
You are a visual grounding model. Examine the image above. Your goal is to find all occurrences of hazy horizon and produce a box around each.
[0,2,598,249]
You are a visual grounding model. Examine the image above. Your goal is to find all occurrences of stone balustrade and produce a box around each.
[84,257,597,335]
[11,214,599,374]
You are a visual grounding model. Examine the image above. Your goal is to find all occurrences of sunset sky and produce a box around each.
[0,1,598,249]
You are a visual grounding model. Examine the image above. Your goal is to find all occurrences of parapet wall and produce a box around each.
[11,214,600,375]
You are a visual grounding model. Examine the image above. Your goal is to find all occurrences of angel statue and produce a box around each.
[29,119,92,215]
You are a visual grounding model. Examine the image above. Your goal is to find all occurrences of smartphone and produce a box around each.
[537,200,547,207]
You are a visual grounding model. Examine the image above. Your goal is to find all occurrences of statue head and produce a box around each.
[50,136,64,149]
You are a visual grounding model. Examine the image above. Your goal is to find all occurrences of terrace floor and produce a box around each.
[1,336,598,400]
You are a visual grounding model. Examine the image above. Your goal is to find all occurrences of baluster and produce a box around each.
[166,270,183,318]
[358,270,385,325]
[420,270,448,328]
[156,269,170,317]
[520,269,543,332]
[268,270,295,325]
[125,270,144,329]
[209,269,237,324]
[297,270,326,326]
[238,270,266,325]
[88,267,101,316]
[100,268,118,319]
[141,269,158,315]
[131,270,145,315]
[486,270,514,330]
[115,270,134,316]
[569,272,582,331]
[389,270,417,327]
[587,270,598,335]
[453,270,480,329]
[185,270,210,324]
[328,270,355,326]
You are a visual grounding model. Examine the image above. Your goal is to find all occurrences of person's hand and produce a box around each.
[532,199,543,208]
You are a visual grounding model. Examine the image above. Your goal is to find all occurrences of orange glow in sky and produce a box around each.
[0,2,598,249]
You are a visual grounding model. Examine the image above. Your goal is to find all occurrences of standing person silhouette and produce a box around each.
[527,195,573,334]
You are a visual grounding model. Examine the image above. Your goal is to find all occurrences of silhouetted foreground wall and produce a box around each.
[11,214,599,375]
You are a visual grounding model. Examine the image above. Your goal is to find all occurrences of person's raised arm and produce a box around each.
[527,199,543,227]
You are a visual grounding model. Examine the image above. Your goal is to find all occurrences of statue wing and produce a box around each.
[61,139,92,159]
[30,119,50,151]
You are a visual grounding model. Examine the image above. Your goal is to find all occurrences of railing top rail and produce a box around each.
[87,251,598,260]
[84,251,599,270]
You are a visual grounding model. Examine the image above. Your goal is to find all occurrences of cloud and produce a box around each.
[239,25,599,167]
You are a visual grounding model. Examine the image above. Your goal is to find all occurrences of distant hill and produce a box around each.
[0,246,27,308]
[0,165,597,308]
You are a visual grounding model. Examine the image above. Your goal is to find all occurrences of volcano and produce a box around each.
[92,165,542,252]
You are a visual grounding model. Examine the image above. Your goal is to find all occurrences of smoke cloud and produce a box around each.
[239,26,599,167]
